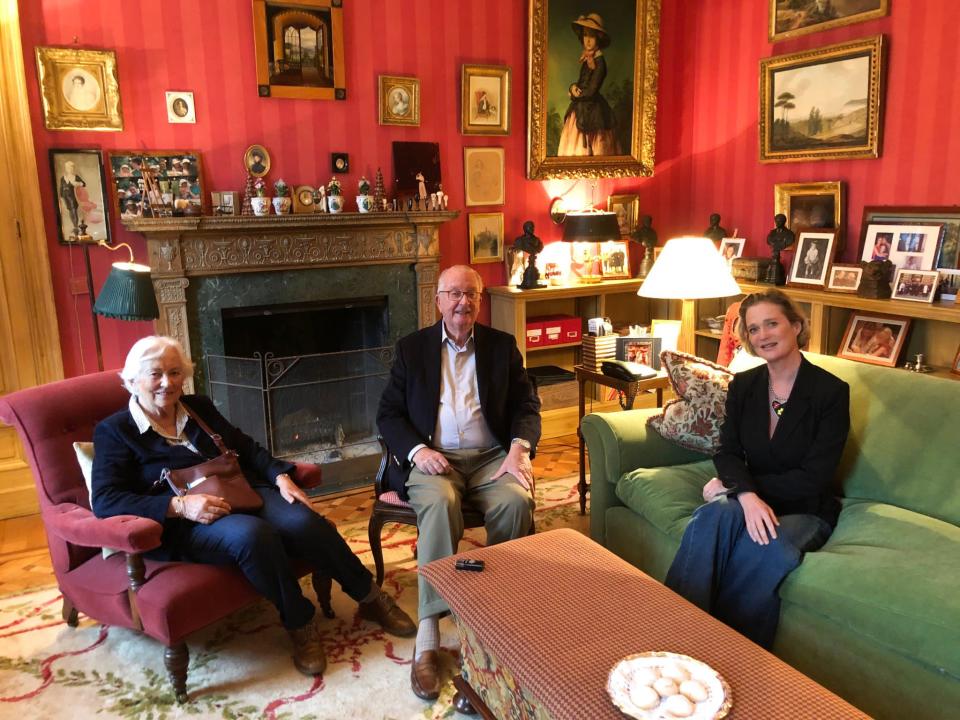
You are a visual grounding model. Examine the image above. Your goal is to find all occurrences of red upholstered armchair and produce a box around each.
[0,370,330,703]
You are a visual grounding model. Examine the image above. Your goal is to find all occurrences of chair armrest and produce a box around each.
[293,461,322,490]
[43,503,163,554]
[582,408,706,546]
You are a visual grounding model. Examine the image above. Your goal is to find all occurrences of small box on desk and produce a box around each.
[731,256,774,282]
[526,315,581,348]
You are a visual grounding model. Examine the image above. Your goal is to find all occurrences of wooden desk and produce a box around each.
[574,365,670,515]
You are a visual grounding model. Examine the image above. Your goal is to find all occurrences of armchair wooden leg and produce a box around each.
[368,513,387,587]
[61,595,79,627]
[311,572,335,619]
[164,642,189,704]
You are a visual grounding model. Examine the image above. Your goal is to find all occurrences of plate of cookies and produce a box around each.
[606,652,732,719]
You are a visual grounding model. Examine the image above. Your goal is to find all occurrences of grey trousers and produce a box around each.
[406,446,534,619]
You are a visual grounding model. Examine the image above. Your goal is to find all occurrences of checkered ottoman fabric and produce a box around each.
[421,529,869,720]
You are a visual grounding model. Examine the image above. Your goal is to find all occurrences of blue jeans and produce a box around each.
[664,496,831,648]
[159,486,373,630]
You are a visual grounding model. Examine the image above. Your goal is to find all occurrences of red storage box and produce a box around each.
[526,315,581,348]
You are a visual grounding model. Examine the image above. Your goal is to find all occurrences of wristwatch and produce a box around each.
[511,438,532,452]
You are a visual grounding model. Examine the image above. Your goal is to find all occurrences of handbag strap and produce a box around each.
[180,401,232,456]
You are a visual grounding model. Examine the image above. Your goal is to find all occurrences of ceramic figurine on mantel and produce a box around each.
[250,178,271,216]
[415,171,428,208]
[326,177,343,213]
[514,220,546,290]
[704,213,728,247]
[630,214,658,278]
[315,184,327,213]
[356,176,373,212]
[764,213,795,285]
[272,178,291,215]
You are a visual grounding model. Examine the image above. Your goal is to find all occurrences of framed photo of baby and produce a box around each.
[838,313,910,368]
[526,0,659,179]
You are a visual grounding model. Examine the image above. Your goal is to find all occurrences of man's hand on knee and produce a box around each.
[491,444,534,492]
[413,447,451,475]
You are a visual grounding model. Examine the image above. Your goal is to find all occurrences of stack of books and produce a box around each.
[581,334,618,372]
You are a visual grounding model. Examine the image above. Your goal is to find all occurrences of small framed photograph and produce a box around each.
[599,240,630,279]
[838,313,911,368]
[464,147,504,207]
[825,263,863,294]
[892,269,939,304]
[461,64,509,136]
[937,269,960,302]
[788,230,837,287]
[244,144,271,178]
[719,238,745,266]
[860,223,944,271]
[293,185,316,214]
[108,150,205,218]
[607,194,639,236]
[379,75,420,127]
[505,246,526,286]
[211,190,238,216]
[952,344,960,377]
[468,212,504,264]
[569,242,600,281]
[48,149,111,245]
[616,337,662,370]
[165,91,195,123]
[35,46,123,131]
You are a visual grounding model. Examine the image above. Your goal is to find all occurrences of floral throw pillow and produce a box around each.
[647,350,733,454]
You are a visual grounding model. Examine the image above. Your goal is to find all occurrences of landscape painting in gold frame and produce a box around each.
[526,0,660,179]
[770,0,889,43]
[468,213,504,264]
[252,0,345,100]
[35,46,123,131]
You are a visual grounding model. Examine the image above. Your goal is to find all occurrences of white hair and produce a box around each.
[119,336,194,393]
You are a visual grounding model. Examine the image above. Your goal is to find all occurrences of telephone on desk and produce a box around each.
[601,359,657,382]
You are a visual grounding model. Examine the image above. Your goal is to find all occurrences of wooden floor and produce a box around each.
[0,434,583,597]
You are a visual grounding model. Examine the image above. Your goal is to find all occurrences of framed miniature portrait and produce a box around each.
[463,147,504,207]
[48,149,111,245]
[825,263,863,294]
[616,336,661,369]
[251,0,345,100]
[774,181,843,235]
[108,150,205,219]
[860,223,944,271]
[165,91,196,123]
[607,194,639,236]
[891,269,939,304]
[461,64,510,135]
[599,240,630,279]
[379,75,420,127]
[468,212,504,264]
[35,46,123,131]
[770,0,888,43]
[244,144,271,178]
[838,313,910,368]
[719,238,746,267]
[788,230,838,287]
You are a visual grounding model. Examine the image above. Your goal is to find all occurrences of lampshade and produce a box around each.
[93,262,160,320]
[638,236,742,300]
[562,211,621,243]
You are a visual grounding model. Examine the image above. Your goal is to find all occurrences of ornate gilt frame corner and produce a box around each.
[526,0,660,180]
[378,74,421,127]
[35,46,123,131]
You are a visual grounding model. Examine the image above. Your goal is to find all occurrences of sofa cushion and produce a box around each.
[615,460,714,540]
[781,500,960,678]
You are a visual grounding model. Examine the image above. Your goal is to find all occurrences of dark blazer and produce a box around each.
[713,355,850,526]
[376,321,541,499]
[91,395,294,525]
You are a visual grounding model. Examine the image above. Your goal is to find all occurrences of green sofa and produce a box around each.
[582,353,959,719]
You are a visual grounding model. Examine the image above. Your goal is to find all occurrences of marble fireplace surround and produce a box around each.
[123,211,458,392]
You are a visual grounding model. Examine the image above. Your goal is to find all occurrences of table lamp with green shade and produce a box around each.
[637,236,741,355]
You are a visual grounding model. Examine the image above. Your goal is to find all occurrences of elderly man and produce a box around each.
[377,264,540,699]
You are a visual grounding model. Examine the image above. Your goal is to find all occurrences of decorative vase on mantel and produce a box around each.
[250,195,271,216]
[272,179,291,215]
[356,176,373,213]
[327,178,343,213]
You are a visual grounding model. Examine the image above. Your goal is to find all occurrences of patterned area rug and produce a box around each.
[0,475,584,720]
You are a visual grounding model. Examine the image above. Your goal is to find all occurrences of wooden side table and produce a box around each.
[574,365,670,515]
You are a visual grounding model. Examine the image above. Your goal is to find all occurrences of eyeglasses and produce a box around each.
[438,289,482,302]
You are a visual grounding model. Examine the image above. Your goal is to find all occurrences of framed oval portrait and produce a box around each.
[244,144,271,178]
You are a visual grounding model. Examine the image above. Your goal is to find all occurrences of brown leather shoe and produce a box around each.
[358,591,417,637]
[410,650,441,700]
[288,618,327,676]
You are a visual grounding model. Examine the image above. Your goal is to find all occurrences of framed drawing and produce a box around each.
[251,0,346,100]
[770,0,889,43]
[825,263,863,294]
[165,91,195,123]
[599,240,630,279]
[48,149,111,245]
[788,230,838,287]
[838,313,910,368]
[461,64,510,135]
[760,35,886,163]
[860,223,943,271]
[526,0,660,179]
[774,181,842,232]
[35,46,123,131]
[468,213,504,264]
[616,336,661,369]
[860,206,960,269]
[608,194,639,236]
[464,147,505,207]
[379,75,420,127]
[108,150,205,219]
[244,144,271,178]
[892,270,939,304]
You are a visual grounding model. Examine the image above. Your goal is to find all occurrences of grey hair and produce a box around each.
[119,336,194,392]
[437,264,484,292]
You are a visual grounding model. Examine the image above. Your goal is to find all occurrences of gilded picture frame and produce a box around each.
[48,149,111,245]
[770,0,889,43]
[468,212,504,264]
[760,35,886,163]
[461,64,510,136]
[607,193,639,236]
[251,0,346,100]
[526,0,660,179]
[775,180,843,238]
[35,46,123,132]
[464,147,505,207]
[379,75,420,127]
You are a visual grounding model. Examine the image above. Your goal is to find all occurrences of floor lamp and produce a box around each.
[85,241,160,371]
[636,237,741,355]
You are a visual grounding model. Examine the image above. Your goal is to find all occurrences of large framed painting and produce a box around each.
[107,150,205,219]
[48,149,111,245]
[760,35,886,163]
[461,64,510,136]
[35,47,123,131]
[251,0,345,100]
[526,0,660,179]
[770,1,889,43]
[860,206,960,270]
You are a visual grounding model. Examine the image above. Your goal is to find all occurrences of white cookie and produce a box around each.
[660,663,690,683]
[628,684,660,711]
[664,694,696,717]
[653,677,679,697]
[680,679,709,702]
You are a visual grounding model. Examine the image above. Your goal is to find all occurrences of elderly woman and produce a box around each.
[92,336,415,676]
[665,290,850,648]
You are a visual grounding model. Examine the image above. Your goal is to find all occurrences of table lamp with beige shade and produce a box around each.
[637,236,741,354]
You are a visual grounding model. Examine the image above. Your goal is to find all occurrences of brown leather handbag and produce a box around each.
[161,404,264,512]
